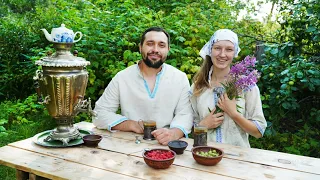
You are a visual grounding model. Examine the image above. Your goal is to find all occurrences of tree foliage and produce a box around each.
[0,0,262,101]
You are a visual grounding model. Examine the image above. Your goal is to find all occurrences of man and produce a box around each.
[93,27,193,145]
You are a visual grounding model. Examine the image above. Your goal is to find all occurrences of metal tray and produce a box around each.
[32,129,92,147]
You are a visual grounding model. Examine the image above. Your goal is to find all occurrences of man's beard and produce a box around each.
[143,55,166,69]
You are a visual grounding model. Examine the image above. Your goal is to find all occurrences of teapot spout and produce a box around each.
[41,29,53,42]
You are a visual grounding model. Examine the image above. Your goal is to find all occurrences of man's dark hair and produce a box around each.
[140,27,170,46]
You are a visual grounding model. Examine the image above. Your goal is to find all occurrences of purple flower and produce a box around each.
[223,56,260,99]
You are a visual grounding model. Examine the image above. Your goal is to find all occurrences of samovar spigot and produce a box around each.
[74,95,97,117]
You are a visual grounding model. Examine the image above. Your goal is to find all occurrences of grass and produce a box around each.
[0,166,15,180]
[0,115,56,180]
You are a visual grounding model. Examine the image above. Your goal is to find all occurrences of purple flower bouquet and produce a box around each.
[210,56,260,113]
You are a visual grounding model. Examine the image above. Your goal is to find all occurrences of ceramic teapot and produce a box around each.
[41,24,83,43]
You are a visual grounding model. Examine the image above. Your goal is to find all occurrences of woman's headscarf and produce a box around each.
[199,29,241,59]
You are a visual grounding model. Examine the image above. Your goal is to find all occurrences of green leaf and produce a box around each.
[123,50,132,60]
[0,118,8,125]
[280,84,287,89]
[270,48,278,55]
[282,102,291,109]
[176,36,186,42]
[92,62,99,68]
[0,126,6,132]
[297,71,303,78]
[310,78,320,85]
[308,84,315,91]
[284,146,300,155]
[236,105,243,109]
[280,137,287,142]
[281,69,289,75]
[307,70,315,75]
[0,132,8,137]
[306,26,316,32]
[264,46,271,52]
[96,42,105,45]
[262,104,270,108]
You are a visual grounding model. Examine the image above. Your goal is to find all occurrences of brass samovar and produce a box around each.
[33,24,96,146]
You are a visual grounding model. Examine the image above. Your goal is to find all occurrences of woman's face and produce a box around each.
[211,40,235,69]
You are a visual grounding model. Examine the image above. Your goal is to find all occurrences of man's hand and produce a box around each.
[199,107,224,129]
[112,120,143,134]
[151,128,184,145]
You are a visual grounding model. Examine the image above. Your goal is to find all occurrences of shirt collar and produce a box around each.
[136,61,166,78]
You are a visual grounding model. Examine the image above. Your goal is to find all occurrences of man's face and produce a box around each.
[139,31,170,69]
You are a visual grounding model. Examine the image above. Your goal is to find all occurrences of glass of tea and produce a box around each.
[142,120,156,140]
[193,125,207,147]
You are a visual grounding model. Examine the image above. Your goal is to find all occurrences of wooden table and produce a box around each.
[1,122,319,180]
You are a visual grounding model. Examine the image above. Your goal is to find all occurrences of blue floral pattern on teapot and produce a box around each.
[41,24,83,43]
[53,32,73,43]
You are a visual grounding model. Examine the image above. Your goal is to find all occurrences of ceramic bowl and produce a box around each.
[142,148,176,169]
[191,146,224,166]
[168,140,188,154]
[82,134,102,147]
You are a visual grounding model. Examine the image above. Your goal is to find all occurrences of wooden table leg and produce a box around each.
[16,170,28,180]
[29,173,51,180]
[16,170,50,180]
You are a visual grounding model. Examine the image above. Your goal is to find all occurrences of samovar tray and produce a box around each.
[33,129,92,147]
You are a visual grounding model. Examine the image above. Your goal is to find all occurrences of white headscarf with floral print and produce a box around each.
[199,29,241,59]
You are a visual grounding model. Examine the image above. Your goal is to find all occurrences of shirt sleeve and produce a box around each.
[244,85,267,136]
[169,74,193,137]
[189,84,201,124]
[92,73,128,131]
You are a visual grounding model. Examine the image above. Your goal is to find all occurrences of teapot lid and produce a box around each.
[55,24,69,31]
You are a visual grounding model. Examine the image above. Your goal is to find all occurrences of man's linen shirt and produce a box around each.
[93,63,193,137]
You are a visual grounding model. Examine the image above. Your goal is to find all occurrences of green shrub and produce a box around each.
[0,94,48,137]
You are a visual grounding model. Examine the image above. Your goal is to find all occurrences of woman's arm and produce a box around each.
[218,93,263,138]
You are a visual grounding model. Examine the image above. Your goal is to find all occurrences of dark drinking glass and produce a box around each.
[143,120,156,140]
[193,126,207,147]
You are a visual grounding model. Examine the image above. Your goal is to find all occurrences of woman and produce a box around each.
[190,29,267,148]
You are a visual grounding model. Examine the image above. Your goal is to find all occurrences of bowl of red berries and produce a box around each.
[142,148,176,169]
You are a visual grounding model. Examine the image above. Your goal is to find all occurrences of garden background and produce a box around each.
[0,0,319,179]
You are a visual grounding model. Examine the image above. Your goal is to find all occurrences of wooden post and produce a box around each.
[29,173,51,180]
[255,40,265,63]
[16,170,28,180]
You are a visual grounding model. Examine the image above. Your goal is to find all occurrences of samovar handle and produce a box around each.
[87,98,97,117]
[33,70,43,103]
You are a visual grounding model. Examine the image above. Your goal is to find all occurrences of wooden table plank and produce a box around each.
[133,150,319,180]
[0,146,138,180]
[10,136,320,180]
[74,122,320,175]
[9,139,235,180]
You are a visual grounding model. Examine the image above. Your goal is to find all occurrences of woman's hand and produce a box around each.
[218,93,238,119]
[199,107,224,129]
